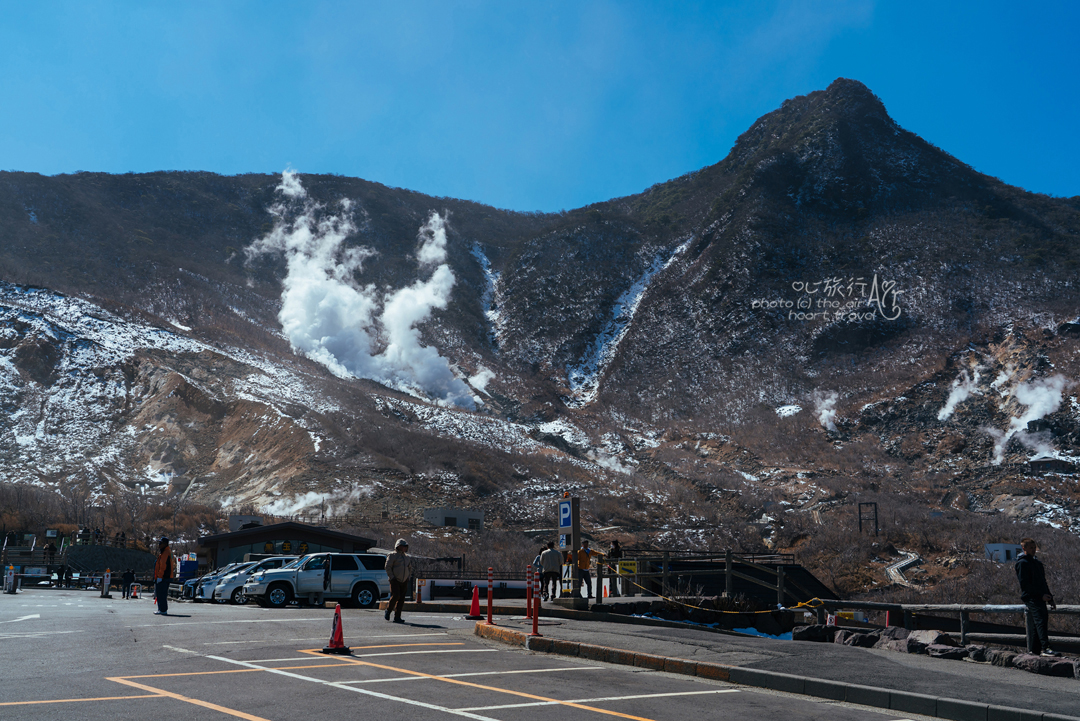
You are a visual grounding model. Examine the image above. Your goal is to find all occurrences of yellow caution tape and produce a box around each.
[598,563,825,615]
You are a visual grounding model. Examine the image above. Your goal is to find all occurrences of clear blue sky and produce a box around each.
[1,1,1077,212]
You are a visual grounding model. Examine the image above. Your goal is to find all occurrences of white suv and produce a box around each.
[213,556,298,605]
[244,552,390,609]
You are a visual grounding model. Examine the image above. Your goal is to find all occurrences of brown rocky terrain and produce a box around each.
[2,78,1079,605]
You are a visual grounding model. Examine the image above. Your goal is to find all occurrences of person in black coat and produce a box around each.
[1015,537,1059,657]
[122,569,136,599]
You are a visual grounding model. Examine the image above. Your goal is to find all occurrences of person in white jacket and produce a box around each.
[539,542,563,601]
[384,539,413,623]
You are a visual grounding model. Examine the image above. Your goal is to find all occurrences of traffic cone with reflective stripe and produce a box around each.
[466,585,484,620]
[321,603,351,654]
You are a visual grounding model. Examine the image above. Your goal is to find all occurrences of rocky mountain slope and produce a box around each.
[2,79,1080,597]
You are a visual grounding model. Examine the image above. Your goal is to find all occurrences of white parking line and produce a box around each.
[206,655,503,721]
[135,617,330,627]
[203,632,448,645]
[336,666,606,685]
[458,689,739,711]
[245,649,497,663]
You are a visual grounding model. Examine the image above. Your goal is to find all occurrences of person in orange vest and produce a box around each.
[577,540,604,600]
[154,537,175,616]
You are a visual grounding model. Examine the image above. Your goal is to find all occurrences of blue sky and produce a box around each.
[1,1,1077,211]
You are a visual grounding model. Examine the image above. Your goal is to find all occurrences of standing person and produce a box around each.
[122,568,136,599]
[384,539,412,624]
[577,540,603,600]
[64,566,73,588]
[607,540,624,597]
[46,542,56,566]
[154,537,175,616]
[1016,538,1059,656]
[539,542,562,601]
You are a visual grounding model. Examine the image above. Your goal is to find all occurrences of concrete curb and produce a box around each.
[474,623,1080,721]
[382,601,749,637]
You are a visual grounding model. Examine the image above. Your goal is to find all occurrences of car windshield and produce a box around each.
[281,557,301,569]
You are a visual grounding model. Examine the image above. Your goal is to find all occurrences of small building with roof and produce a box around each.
[196,521,376,569]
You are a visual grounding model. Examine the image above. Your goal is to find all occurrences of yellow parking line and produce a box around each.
[0,694,164,706]
[121,669,263,679]
[297,649,658,721]
[108,677,272,721]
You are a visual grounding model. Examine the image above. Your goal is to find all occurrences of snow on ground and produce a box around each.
[565,237,692,407]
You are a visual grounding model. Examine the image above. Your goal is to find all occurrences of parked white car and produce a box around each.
[213,556,298,605]
[192,562,253,602]
[244,552,390,609]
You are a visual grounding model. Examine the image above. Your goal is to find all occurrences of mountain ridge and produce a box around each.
[2,79,1080,603]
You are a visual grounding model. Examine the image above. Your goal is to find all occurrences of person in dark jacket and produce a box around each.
[154,538,175,615]
[1015,537,1059,657]
[122,569,136,599]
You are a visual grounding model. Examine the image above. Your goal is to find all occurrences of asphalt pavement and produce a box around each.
[1,586,941,721]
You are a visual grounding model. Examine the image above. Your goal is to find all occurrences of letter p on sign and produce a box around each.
[559,500,572,529]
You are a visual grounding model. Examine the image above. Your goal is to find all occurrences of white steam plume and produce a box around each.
[938,367,982,421]
[812,390,838,432]
[468,366,496,394]
[246,172,476,409]
[260,485,373,517]
[986,374,1069,464]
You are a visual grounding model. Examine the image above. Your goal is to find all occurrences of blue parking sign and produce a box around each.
[559,500,572,529]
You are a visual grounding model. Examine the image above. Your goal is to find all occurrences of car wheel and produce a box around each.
[352,583,378,609]
[267,583,293,609]
[231,587,248,605]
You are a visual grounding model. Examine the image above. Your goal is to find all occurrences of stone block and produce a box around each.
[803,678,846,701]
[525,637,553,653]
[694,663,730,681]
[608,648,635,666]
[926,644,969,660]
[965,645,990,663]
[550,639,580,657]
[908,629,959,647]
[1011,653,1075,677]
[988,648,1017,667]
[792,624,837,642]
[664,658,697,676]
[633,653,666,671]
[874,638,911,653]
[844,683,890,710]
[579,644,611,663]
[889,691,937,716]
[843,632,880,648]
[936,697,988,721]
[879,626,910,640]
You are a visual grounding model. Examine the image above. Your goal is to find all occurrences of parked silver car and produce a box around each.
[244,552,389,609]
[213,556,298,605]
[192,562,253,602]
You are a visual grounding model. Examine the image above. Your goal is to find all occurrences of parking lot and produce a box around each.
[0,587,933,721]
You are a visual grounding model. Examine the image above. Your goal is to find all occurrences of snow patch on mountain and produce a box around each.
[565,237,692,407]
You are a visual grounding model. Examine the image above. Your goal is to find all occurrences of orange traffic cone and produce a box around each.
[465,585,484,620]
[321,603,351,655]
[131,584,139,599]
[604,584,609,598]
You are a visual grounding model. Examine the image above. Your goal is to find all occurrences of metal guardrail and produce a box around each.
[592,550,811,606]
[811,599,1080,645]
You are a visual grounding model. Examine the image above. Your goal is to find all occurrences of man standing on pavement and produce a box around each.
[122,568,136,599]
[1016,537,1060,657]
[607,540,624,596]
[154,537,175,616]
[539,541,562,601]
[384,539,412,624]
[577,540,603,599]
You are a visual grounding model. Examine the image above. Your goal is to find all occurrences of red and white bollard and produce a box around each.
[530,567,542,637]
[525,564,533,620]
[486,567,495,625]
